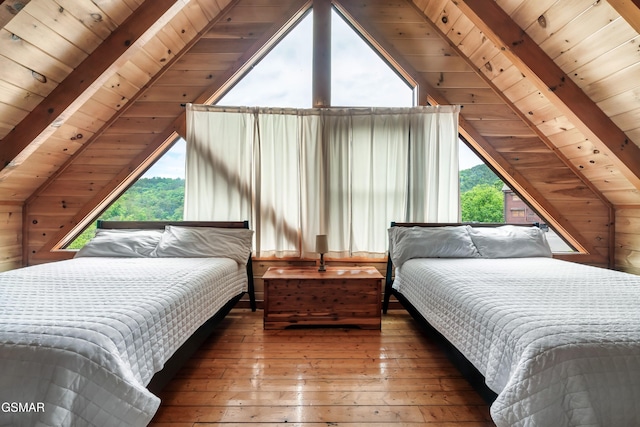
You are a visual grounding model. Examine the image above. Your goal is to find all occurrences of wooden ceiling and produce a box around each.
[0,0,639,268]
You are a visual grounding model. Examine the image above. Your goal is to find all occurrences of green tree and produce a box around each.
[67,177,185,249]
[461,183,504,223]
[459,164,503,193]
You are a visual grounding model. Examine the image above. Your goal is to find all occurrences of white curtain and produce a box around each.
[185,104,460,258]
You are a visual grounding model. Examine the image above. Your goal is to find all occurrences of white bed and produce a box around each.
[0,221,254,427]
[384,223,640,427]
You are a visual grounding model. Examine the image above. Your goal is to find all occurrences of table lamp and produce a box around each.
[316,234,328,272]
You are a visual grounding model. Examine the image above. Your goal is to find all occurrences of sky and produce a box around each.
[143,9,483,179]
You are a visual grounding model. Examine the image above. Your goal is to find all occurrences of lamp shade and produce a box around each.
[315,234,328,254]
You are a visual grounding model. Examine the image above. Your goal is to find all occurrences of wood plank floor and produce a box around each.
[149,309,495,427]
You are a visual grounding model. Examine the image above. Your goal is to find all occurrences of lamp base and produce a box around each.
[318,254,326,272]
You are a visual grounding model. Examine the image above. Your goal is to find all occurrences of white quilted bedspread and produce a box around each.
[0,257,246,427]
[394,257,640,427]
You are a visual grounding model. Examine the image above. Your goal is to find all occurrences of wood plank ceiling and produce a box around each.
[0,0,639,270]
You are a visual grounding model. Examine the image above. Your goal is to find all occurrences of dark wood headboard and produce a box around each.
[390,222,539,228]
[97,220,250,229]
[96,220,255,311]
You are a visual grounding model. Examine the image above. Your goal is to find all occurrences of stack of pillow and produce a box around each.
[75,225,254,264]
[388,225,552,268]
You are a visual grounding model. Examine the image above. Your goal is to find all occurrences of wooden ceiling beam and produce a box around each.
[0,0,30,28]
[0,0,187,176]
[455,0,640,191]
[608,0,640,33]
[312,0,331,107]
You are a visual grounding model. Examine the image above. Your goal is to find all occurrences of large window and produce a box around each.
[185,106,460,258]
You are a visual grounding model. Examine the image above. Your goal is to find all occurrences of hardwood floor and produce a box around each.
[149,308,495,426]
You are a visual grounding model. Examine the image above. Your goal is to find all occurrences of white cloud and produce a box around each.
[459,142,483,170]
[331,12,412,107]
[218,13,313,108]
[142,138,186,179]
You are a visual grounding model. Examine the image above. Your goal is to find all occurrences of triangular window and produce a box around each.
[217,9,414,108]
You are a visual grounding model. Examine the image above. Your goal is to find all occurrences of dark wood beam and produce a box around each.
[608,0,640,33]
[312,0,331,107]
[0,0,184,175]
[455,0,640,191]
[0,0,30,28]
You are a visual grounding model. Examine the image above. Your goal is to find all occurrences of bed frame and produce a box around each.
[96,220,255,392]
[382,222,538,403]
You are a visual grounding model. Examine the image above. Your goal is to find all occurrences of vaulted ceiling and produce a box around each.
[1,0,639,269]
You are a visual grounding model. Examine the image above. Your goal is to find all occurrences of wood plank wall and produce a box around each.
[0,202,21,272]
[615,209,640,275]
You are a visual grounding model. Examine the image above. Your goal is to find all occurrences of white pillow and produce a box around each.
[468,225,552,258]
[152,225,253,264]
[389,225,480,267]
[75,229,163,258]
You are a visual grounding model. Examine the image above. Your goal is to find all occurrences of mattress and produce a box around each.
[0,257,247,427]
[394,257,640,427]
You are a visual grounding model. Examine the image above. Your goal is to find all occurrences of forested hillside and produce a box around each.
[68,178,184,248]
[460,164,503,192]
[105,177,184,221]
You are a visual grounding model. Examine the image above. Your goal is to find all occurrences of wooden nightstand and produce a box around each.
[263,266,383,330]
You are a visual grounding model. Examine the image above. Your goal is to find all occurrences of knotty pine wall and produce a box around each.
[615,209,640,275]
[0,203,22,272]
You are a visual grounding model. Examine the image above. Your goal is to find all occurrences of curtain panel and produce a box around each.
[185,104,460,258]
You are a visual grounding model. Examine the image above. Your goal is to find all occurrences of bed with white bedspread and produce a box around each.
[0,221,254,427]
[383,223,640,427]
